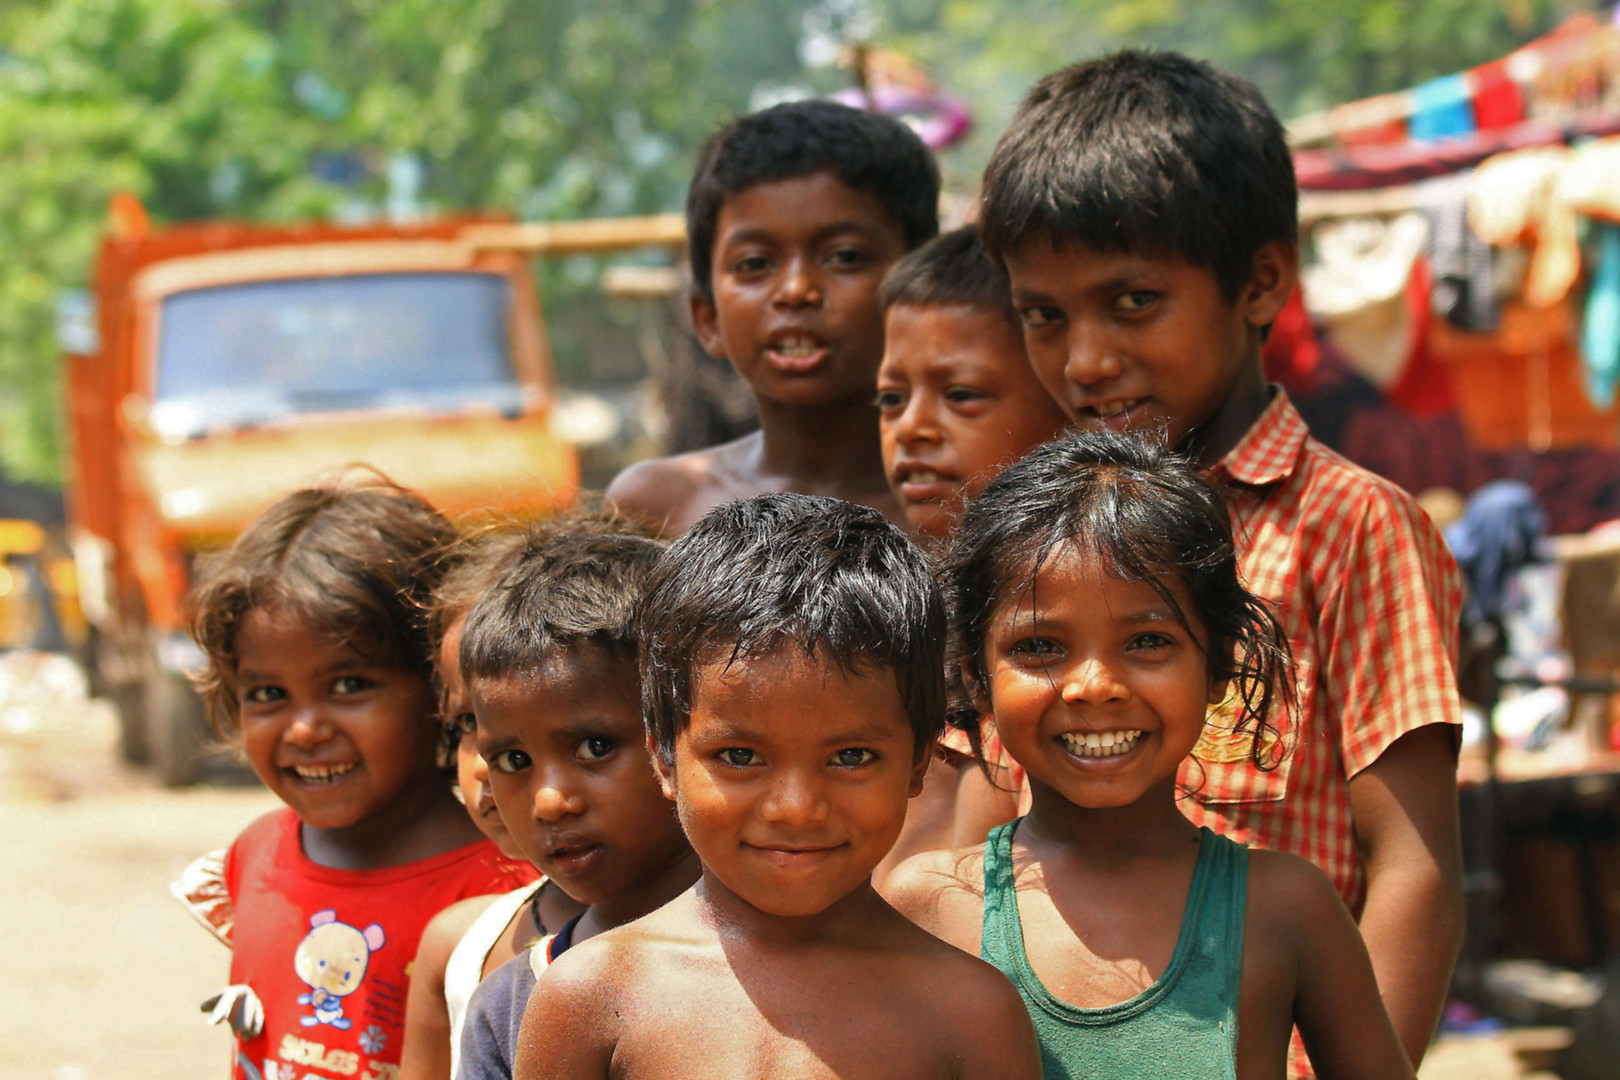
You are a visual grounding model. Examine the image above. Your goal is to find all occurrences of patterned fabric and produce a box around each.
[1179,389,1464,913]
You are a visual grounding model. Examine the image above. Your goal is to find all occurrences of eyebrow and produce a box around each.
[236,657,369,683]
[695,718,906,746]
[720,220,885,248]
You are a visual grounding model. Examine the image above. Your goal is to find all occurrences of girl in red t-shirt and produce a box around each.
[177,473,530,1080]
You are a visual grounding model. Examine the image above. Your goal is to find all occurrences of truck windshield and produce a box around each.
[151,272,520,437]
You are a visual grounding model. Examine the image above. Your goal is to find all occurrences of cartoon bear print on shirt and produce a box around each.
[292,909,385,1031]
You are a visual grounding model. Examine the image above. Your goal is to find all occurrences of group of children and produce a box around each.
[176,48,1466,1080]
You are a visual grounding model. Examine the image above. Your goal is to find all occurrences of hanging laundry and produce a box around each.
[1410,74,1477,142]
[1470,60,1526,131]
[1416,169,1500,331]
[1303,213,1427,389]
[1581,223,1620,409]
[1468,146,1580,307]
[1562,136,1620,223]
[1327,92,1411,147]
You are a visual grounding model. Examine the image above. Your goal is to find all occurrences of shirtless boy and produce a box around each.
[513,494,1039,1080]
[606,100,940,534]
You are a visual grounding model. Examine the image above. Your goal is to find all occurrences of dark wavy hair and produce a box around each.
[980,50,1297,301]
[879,225,1018,331]
[188,470,458,737]
[686,99,940,302]
[945,429,1294,771]
[640,492,945,765]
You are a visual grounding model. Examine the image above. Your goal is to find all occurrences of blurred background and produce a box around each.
[5,2,1620,1078]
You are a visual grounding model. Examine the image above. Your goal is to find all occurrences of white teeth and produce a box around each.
[773,336,819,358]
[1092,399,1141,418]
[1059,730,1144,758]
[906,469,941,484]
[292,762,357,783]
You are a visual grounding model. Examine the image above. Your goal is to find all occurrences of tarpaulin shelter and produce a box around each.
[1273,9,1620,537]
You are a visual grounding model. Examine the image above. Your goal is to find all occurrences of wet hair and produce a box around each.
[686,99,941,302]
[189,472,458,737]
[429,506,661,759]
[980,50,1297,300]
[945,429,1294,771]
[879,226,1018,331]
[459,530,666,686]
[640,492,945,765]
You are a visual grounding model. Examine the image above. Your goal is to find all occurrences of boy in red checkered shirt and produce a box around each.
[977,51,1464,1072]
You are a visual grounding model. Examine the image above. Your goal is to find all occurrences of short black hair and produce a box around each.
[640,492,945,765]
[980,50,1297,300]
[945,428,1294,771]
[460,531,665,684]
[879,226,1018,331]
[686,99,941,302]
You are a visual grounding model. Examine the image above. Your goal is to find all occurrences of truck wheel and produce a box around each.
[147,668,211,787]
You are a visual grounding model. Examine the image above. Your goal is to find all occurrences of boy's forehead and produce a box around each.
[715,169,907,247]
[882,302,1025,372]
[1004,239,1215,294]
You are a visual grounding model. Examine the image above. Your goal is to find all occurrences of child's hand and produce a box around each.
[201,984,264,1038]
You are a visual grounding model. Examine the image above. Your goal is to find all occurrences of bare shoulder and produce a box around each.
[881,844,987,953]
[1245,847,1349,941]
[604,435,759,536]
[898,919,1040,1079]
[415,893,500,966]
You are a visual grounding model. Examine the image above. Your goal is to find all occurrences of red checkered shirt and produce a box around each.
[1177,390,1464,913]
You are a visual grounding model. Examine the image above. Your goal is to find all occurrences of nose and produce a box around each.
[469,750,491,791]
[1060,657,1130,706]
[1063,321,1124,389]
[531,765,586,822]
[893,392,942,447]
[283,705,332,749]
[760,767,829,828]
[773,254,822,309]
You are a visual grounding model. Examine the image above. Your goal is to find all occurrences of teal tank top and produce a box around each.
[980,821,1247,1080]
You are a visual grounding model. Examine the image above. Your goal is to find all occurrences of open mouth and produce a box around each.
[287,762,357,783]
[893,466,960,503]
[765,334,829,374]
[1057,729,1146,759]
[545,841,603,875]
[1080,398,1148,425]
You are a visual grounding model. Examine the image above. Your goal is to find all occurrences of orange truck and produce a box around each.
[65,199,683,784]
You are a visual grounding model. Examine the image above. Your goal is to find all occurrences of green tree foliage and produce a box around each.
[0,0,1590,483]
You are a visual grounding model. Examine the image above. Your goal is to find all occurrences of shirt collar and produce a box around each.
[1211,387,1308,487]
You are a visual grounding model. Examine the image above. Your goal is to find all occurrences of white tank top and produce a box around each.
[444,878,545,1079]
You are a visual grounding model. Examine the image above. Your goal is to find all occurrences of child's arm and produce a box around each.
[1347,724,1464,1065]
[511,947,621,1080]
[1250,852,1417,1080]
[399,895,500,1080]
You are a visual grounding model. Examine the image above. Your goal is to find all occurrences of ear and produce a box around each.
[1241,240,1299,330]
[647,731,677,802]
[363,924,386,951]
[687,288,727,360]
[907,747,931,799]
[309,909,337,928]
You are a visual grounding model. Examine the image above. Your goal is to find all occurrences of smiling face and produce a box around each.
[235,606,442,833]
[878,303,1070,538]
[472,650,689,907]
[984,548,1226,811]
[1004,241,1293,464]
[436,618,522,859]
[656,647,926,920]
[690,169,909,410]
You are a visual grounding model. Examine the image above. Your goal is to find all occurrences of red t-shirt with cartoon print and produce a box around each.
[222,809,534,1080]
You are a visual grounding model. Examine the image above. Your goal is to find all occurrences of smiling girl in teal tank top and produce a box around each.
[885,431,1418,1080]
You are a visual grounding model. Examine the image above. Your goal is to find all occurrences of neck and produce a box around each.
[1020,777,1202,868]
[1184,370,1271,468]
[575,845,702,943]
[301,785,479,872]
[693,870,885,950]
[752,392,887,489]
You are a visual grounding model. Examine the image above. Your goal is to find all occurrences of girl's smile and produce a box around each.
[985,548,1226,811]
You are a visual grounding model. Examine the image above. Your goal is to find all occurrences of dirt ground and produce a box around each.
[0,650,1563,1080]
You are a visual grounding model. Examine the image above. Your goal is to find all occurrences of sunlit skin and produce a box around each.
[984,548,1226,813]
[235,606,475,869]
[605,169,910,534]
[1004,241,1295,466]
[877,303,1070,538]
[436,618,522,860]
[655,647,929,923]
[472,651,698,936]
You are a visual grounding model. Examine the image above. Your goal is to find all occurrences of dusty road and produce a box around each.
[0,651,1558,1080]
